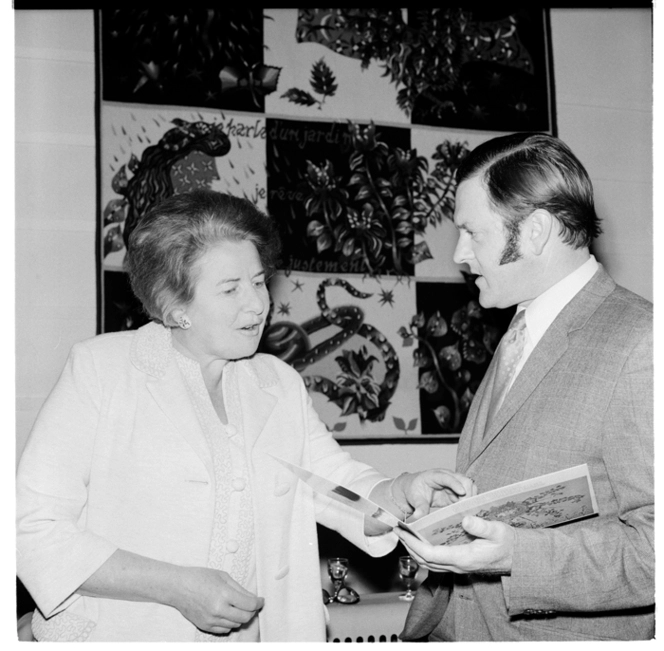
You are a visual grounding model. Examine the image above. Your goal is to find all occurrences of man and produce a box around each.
[398,132,653,641]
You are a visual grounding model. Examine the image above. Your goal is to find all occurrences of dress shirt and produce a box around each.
[510,254,599,389]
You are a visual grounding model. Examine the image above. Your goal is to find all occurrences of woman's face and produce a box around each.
[172,239,270,365]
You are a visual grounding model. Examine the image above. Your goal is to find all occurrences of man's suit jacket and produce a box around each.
[16,322,396,641]
[402,265,654,641]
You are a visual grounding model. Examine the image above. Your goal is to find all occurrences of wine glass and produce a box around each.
[398,555,419,601]
[327,557,359,604]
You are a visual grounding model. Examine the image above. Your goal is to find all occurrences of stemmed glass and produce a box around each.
[327,557,360,604]
[398,555,419,601]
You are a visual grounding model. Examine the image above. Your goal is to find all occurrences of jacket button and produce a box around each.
[274,565,289,580]
[226,425,238,437]
[274,482,291,496]
[226,540,239,553]
[232,478,246,491]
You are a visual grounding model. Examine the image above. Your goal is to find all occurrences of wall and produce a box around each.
[15,8,653,480]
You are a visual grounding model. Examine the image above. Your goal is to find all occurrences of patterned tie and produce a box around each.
[487,309,527,424]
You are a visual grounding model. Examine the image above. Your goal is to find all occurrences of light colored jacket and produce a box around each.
[402,266,654,641]
[16,322,396,641]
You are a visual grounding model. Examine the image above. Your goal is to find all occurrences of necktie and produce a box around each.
[487,309,527,424]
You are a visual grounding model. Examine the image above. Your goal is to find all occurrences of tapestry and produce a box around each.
[96,8,555,439]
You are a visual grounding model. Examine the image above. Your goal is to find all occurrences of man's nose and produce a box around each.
[453,233,469,265]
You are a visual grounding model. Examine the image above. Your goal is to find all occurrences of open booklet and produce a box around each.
[272,456,599,546]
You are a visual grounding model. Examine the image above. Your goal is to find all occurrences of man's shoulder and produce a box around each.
[600,283,653,331]
[609,283,652,315]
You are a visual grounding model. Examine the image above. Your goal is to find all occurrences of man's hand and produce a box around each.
[396,515,516,575]
[395,469,478,520]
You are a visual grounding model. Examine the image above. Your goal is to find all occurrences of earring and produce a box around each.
[178,315,191,330]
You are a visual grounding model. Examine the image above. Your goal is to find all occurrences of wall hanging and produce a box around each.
[96,7,556,439]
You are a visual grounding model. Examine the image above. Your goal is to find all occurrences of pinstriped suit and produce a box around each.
[401,266,654,641]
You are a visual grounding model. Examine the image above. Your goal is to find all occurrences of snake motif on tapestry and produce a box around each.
[261,278,400,422]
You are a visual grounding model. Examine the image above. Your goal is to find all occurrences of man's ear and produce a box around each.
[525,209,553,256]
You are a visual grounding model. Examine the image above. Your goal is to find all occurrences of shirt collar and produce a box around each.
[518,254,599,349]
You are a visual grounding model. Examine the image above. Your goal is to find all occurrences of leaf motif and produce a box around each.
[316,232,333,253]
[341,395,356,416]
[413,348,431,369]
[341,238,355,257]
[281,88,317,106]
[306,220,326,237]
[393,416,406,430]
[432,405,452,429]
[409,241,433,264]
[310,58,338,97]
[127,153,140,174]
[426,311,448,337]
[407,418,418,430]
[111,165,128,194]
[439,343,462,371]
[333,422,347,432]
[418,370,439,394]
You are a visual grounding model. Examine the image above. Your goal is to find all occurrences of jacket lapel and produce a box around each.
[146,372,214,478]
[463,266,615,469]
[131,322,214,477]
[227,357,279,456]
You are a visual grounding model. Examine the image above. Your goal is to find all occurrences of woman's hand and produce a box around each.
[394,469,477,520]
[171,566,264,635]
[77,549,264,636]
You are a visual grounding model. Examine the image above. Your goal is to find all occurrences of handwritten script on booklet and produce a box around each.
[272,456,599,546]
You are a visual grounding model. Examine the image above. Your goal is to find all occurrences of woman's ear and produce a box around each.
[525,209,553,256]
[168,306,186,328]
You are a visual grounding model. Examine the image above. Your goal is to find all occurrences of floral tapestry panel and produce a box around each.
[100,103,266,331]
[405,281,516,435]
[291,8,554,131]
[100,8,276,113]
[263,272,420,439]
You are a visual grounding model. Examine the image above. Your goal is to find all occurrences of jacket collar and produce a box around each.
[129,321,279,462]
[129,320,279,388]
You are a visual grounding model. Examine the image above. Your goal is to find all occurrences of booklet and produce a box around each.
[273,457,599,546]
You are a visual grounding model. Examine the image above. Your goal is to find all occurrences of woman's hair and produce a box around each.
[124,189,281,325]
[456,132,601,248]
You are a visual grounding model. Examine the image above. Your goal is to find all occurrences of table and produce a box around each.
[326,592,412,643]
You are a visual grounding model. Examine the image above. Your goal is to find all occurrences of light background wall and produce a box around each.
[14,8,654,478]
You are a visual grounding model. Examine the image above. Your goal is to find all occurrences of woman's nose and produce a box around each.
[246,286,267,313]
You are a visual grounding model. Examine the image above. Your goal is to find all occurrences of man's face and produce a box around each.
[453,176,529,309]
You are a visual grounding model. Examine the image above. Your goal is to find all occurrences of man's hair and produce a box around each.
[124,189,281,325]
[456,132,601,248]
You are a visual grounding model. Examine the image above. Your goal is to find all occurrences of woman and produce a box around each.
[16,190,473,642]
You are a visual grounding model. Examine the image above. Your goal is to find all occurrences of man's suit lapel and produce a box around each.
[462,266,615,470]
